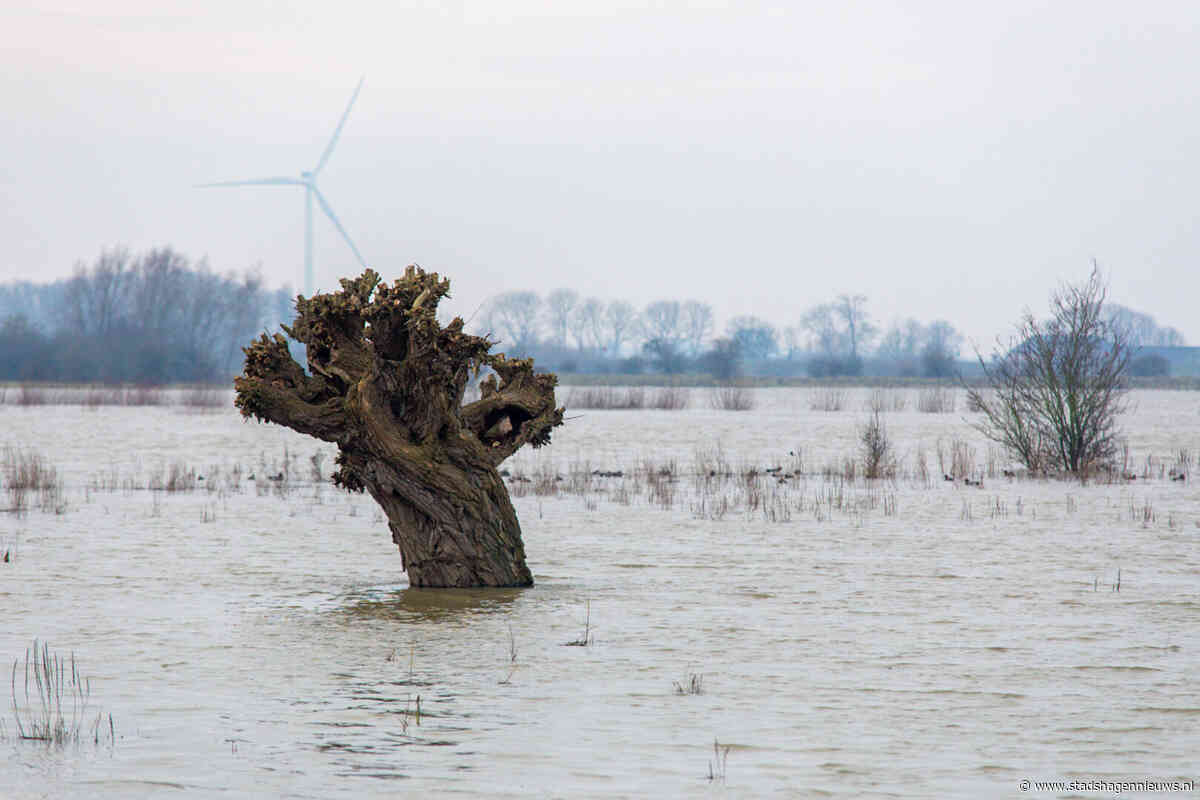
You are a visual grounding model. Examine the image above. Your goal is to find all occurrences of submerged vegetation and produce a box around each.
[565,385,690,410]
[563,600,594,647]
[707,738,731,783]
[2,446,63,515]
[0,391,1192,537]
[0,384,228,408]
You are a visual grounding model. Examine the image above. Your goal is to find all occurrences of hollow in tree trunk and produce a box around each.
[234,267,563,588]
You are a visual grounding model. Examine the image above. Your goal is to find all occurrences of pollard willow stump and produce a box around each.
[234,267,563,587]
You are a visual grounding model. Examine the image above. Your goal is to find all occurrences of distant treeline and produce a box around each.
[479,290,968,379]
[479,288,1187,379]
[0,252,1187,384]
[0,247,294,384]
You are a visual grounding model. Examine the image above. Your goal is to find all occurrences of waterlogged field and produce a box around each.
[1,387,1198,798]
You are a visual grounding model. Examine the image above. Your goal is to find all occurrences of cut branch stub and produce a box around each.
[463,354,563,465]
[234,332,346,442]
[234,266,564,587]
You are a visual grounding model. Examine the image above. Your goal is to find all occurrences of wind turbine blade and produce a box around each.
[196,177,305,188]
[313,77,364,175]
[312,186,367,268]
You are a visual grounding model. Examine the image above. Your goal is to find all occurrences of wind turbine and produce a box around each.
[198,78,369,296]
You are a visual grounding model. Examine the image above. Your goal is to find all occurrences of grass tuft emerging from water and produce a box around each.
[707,738,730,783]
[563,600,593,646]
[2,446,64,515]
[8,640,114,747]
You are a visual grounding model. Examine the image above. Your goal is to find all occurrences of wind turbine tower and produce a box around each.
[198,78,369,296]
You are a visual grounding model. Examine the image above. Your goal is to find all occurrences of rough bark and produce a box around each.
[234,267,563,587]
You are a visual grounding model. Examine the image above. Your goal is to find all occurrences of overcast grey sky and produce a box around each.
[3,0,1198,348]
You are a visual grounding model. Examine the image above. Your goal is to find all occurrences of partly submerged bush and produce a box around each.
[2,446,63,514]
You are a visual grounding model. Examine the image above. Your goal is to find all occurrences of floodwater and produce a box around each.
[1,387,1197,798]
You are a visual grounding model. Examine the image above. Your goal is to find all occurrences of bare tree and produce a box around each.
[223,269,266,373]
[604,300,638,356]
[642,300,683,347]
[878,318,924,362]
[966,267,1132,475]
[640,300,688,372]
[920,320,963,378]
[182,265,229,345]
[681,300,714,356]
[1105,304,1186,347]
[544,288,579,347]
[570,297,605,351]
[129,247,189,334]
[726,315,778,360]
[860,409,895,479]
[642,337,688,374]
[800,302,864,375]
[64,247,132,335]
[486,291,542,352]
[0,315,49,380]
[781,326,803,360]
[702,336,742,380]
[0,280,64,332]
[799,303,841,356]
[834,294,876,361]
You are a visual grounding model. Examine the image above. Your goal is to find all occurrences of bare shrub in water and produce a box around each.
[709,383,755,411]
[13,384,217,408]
[82,387,121,407]
[123,386,165,406]
[917,386,955,413]
[567,386,643,409]
[166,462,198,492]
[567,385,689,410]
[810,388,847,412]
[936,437,977,480]
[15,386,59,406]
[860,410,895,479]
[912,442,929,481]
[2,447,63,514]
[965,266,1131,475]
[646,462,677,508]
[867,388,907,412]
[652,385,691,410]
[180,385,227,409]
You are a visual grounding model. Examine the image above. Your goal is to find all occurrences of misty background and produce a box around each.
[2,1,1198,376]
[0,245,1187,383]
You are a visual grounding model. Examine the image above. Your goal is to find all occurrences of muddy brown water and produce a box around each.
[0,388,1197,797]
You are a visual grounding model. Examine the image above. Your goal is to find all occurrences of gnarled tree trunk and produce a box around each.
[234,267,563,587]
